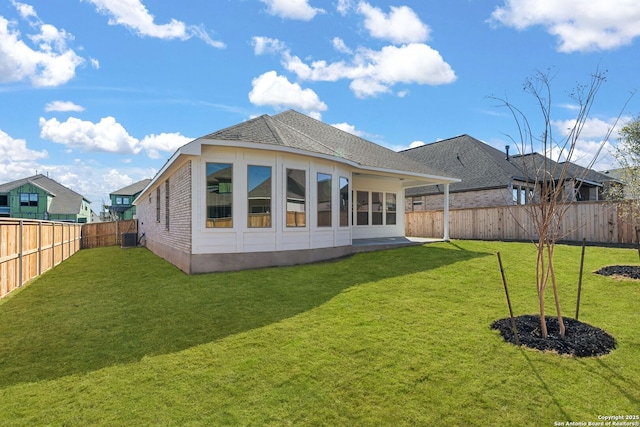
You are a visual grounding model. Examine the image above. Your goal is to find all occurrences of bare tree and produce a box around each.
[491,69,628,339]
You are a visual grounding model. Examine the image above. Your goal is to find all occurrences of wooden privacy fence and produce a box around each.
[406,201,640,244]
[81,219,138,249]
[0,218,82,298]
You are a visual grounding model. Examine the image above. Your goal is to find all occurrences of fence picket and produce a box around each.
[406,201,639,244]
[0,218,83,298]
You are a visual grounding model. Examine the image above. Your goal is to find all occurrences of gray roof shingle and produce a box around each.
[204,110,454,179]
[402,135,615,197]
[402,135,527,196]
[111,179,152,196]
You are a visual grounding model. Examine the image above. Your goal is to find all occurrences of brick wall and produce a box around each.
[138,160,192,254]
[406,187,515,211]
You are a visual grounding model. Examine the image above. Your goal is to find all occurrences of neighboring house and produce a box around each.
[0,174,92,223]
[105,179,151,220]
[134,110,459,274]
[598,168,629,199]
[402,134,615,211]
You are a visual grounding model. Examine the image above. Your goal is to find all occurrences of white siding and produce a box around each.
[352,175,405,239]
[191,146,353,254]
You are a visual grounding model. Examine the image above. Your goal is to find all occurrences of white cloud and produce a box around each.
[490,0,640,52]
[0,128,48,183]
[0,128,48,163]
[552,116,627,140]
[90,57,100,69]
[140,132,192,159]
[260,0,325,21]
[336,0,355,16]
[45,100,85,112]
[248,71,327,117]
[332,37,352,54]
[357,2,429,44]
[0,7,85,87]
[332,122,364,137]
[252,36,287,55]
[284,43,456,98]
[547,115,631,169]
[11,1,36,20]
[86,0,225,48]
[409,140,425,148]
[39,115,196,159]
[39,116,141,154]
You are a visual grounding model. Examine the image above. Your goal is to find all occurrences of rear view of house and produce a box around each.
[134,110,459,274]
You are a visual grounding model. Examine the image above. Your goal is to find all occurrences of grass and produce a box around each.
[0,240,638,426]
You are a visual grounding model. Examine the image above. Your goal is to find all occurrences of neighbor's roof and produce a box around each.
[598,168,626,182]
[402,135,528,196]
[515,153,614,186]
[0,174,90,214]
[203,110,456,180]
[110,179,152,196]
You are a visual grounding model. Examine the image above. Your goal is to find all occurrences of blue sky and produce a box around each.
[1,0,639,211]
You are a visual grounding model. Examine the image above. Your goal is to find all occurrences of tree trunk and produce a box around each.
[547,244,566,338]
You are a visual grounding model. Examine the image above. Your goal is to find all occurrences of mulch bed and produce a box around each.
[595,265,640,280]
[491,315,617,357]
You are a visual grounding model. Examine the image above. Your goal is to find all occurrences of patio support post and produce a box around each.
[443,183,450,241]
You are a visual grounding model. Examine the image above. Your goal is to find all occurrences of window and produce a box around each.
[206,163,233,228]
[317,173,332,227]
[512,185,530,205]
[20,193,38,207]
[355,191,397,225]
[339,177,349,227]
[156,188,161,222]
[0,194,8,206]
[356,191,369,225]
[123,197,130,205]
[372,192,383,225]
[165,180,170,230]
[286,169,306,227]
[386,193,397,225]
[116,197,123,205]
[248,165,272,228]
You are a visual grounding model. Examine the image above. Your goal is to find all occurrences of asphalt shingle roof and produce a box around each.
[204,110,454,179]
[402,135,615,197]
[111,179,152,196]
[401,135,528,196]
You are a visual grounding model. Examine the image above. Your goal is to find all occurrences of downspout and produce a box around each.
[443,183,450,241]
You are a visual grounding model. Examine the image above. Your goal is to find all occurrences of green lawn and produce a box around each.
[0,241,638,426]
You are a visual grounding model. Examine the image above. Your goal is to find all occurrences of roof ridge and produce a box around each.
[262,115,287,146]
[271,113,343,157]
[400,134,470,153]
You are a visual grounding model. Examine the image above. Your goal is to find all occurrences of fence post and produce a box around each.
[38,220,42,276]
[52,223,55,267]
[18,220,23,287]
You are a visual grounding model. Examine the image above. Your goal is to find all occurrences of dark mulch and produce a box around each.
[491,315,617,357]
[595,265,640,280]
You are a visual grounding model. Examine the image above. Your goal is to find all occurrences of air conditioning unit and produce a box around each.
[121,232,137,248]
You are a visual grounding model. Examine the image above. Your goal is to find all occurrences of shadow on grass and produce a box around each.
[572,358,640,406]
[0,243,489,387]
[519,349,571,420]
